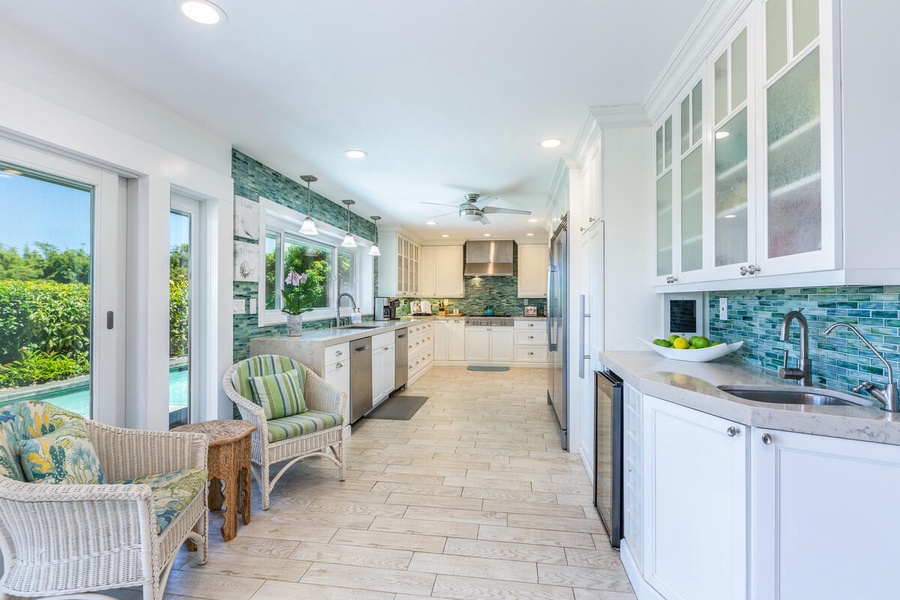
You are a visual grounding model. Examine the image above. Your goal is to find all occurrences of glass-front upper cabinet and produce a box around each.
[760,0,835,273]
[655,115,674,281]
[711,24,753,275]
[680,80,704,274]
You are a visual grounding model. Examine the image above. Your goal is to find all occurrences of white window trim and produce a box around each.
[256,197,374,327]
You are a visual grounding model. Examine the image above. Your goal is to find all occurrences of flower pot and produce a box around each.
[286,314,303,337]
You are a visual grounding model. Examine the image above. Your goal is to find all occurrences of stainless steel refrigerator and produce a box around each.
[547,217,568,450]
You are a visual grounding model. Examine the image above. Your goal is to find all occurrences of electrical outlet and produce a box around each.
[523,299,529,305]
[718,297,727,320]
[233,299,245,315]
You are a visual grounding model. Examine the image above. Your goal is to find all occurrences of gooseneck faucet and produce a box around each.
[779,311,812,387]
[336,293,357,326]
[824,323,899,412]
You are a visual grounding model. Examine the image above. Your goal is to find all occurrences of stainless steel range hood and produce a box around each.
[464,240,514,276]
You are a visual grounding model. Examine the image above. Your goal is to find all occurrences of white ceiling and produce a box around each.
[0,0,707,242]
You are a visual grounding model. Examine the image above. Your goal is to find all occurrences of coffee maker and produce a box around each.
[374,297,400,321]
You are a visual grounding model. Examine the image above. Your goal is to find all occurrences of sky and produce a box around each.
[0,169,91,253]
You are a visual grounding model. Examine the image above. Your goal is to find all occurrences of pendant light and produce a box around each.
[299,175,319,235]
[341,199,357,248]
[368,216,382,256]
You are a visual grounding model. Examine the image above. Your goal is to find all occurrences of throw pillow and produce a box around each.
[249,368,307,419]
[19,419,106,484]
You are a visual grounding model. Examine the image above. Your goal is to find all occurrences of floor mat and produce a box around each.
[365,395,428,420]
[467,365,510,372]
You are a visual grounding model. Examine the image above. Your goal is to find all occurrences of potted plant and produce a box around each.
[282,270,314,336]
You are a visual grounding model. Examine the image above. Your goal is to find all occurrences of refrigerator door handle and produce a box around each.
[579,295,591,379]
[547,264,557,351]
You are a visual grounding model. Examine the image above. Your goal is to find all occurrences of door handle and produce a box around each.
[578,295,591,379]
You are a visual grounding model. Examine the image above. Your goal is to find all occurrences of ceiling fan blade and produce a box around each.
[420,201,460,208]
[479,215,491,225]
[481,207,532,215]
[427,210,458,219]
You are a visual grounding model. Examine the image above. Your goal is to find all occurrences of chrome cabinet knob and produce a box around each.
[726,426,739,437]
[762,433,773,445]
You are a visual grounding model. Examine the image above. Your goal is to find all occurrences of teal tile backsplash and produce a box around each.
[709,286,900,397]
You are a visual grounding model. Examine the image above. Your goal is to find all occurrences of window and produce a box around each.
[258,198,372,326]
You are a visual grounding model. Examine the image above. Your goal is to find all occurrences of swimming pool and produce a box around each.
[3,367,189,417]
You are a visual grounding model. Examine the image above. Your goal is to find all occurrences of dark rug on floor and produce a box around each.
[365,395,428,420]
[467,365,510,372]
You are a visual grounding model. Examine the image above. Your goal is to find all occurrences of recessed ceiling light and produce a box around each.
[441,234,450,238]
[426,221,437,226]
[344,149,368,159]
[527,233,535,237]
[179,0,226,25]
[541,138,563,148]
[483,233,491,237]
[528,218,538,223]
[715,131,730,139]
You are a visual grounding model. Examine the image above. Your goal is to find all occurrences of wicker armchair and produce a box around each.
[223,355,346,510]
[0,407,209,600]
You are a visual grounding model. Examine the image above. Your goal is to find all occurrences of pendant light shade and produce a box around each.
[341,199,357,248]
[300,175,318,235]
[368,216,382,256]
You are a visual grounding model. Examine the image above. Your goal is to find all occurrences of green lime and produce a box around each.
[691,336,711,349]
[653,339,672,348]
[668,334,680,344]
[688,336,700,345]
[711,340,724,346]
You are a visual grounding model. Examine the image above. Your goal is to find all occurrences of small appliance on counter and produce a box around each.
[483,305,495,316]
[524,305,538,317]
[374,297,400,321]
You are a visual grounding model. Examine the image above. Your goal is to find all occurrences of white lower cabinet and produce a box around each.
[323,342,351,401]
[434,318,465,361]
[465,327,514,363]
[622,382,644,570]
[643,395,747,600]
[371,332,395,405]
[752,428,900,600]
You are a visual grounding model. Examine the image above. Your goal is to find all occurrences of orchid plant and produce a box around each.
[281,270,315,315]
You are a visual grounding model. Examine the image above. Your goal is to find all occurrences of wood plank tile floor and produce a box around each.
[135,366,635,599]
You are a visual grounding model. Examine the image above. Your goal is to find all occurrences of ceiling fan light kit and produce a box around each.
[423,193,532,226]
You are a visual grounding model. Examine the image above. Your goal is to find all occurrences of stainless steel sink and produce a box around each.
[338,325,387,332]
[718,385,870,407]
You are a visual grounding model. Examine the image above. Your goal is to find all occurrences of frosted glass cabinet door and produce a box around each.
[766,48,822,259]
[681,147,703,272]
[656,171,673,277]
[714,108,749,267]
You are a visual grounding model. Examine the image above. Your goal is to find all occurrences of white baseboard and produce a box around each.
[621,542,663,600]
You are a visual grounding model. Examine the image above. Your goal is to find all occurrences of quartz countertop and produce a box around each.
[600,350,900,445]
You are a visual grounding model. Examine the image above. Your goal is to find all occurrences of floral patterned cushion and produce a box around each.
[18,419,106,484]
[114,467,208,534]
[0,406,25,481]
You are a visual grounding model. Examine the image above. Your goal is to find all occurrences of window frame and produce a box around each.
[257,197,372,327]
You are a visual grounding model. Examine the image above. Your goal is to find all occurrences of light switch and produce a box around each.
[718,297,727,320]
[249,298,257,313]
[233,299,245,314]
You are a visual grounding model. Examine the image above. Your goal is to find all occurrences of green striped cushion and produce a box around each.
[266,411,343,443]
[249,369,308,420]
[232,355,302,400]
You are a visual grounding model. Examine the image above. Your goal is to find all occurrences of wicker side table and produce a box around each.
[173,419,256,541]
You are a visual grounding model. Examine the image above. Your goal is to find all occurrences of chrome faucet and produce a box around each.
[824,323,899,412]
[336,293,357,326]
[779,311,812,387]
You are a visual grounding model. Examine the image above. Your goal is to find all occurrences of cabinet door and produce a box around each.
[753,428,900,600]
[383,343,395,396]
[758,0,835,276]
[434,246,464,297]
[447,320,466,360]
[465,328,491,362]
[517,245,548,298]
[679,79,704,276]
[654,115,675,282]
[622,383,644,570]
[490,328,515,362]
[419,246,436,297]
[371,348,385,403]
[433,320,448,361]
[643,395,747,600]
[324,359,351,398]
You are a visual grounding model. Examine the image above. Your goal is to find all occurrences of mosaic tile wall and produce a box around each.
[232,149,376,361]
[708,286,900,395]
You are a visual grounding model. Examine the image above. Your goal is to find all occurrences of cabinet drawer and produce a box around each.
[372,331,394,349]
[514,319,546,330]
[515,330,547,346]
[515,346,547,362]
[324,342,350,367]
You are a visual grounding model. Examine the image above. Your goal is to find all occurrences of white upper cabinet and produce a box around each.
[419,245,464,298]
[650,0,900,290]
[517,244,548,298]
[377,229,420,298]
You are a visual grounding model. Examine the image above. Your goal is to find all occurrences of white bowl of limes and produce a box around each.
[638,336,743,363]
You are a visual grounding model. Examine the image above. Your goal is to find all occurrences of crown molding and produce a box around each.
[570,104,649,167]
[642,0,751,124]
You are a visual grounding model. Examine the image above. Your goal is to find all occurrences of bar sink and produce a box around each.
[718,385,872,407]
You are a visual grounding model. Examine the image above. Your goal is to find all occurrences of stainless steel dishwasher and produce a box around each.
[394,327,409,391]
[350,337,373,423]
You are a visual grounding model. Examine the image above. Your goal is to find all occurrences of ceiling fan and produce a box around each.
[422,193,531,225]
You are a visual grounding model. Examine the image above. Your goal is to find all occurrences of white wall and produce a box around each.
[0,22,235,428]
